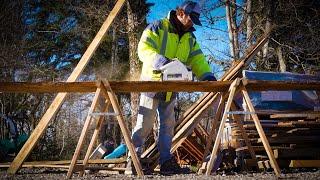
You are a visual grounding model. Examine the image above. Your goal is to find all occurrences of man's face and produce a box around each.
[177,10,193,30]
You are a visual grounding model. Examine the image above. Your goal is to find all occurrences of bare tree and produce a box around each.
[246,0,252,47]
[226,0,240,60]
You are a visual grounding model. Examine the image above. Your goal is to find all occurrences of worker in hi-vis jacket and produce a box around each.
[127,1,216,175]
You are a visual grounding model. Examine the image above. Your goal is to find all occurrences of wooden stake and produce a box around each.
[7,0,126,175]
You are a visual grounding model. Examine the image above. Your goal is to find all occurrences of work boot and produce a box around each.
[125,158,153,175]
[160,157,190,175]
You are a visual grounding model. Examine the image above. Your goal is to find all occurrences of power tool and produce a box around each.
[159,59,193,81]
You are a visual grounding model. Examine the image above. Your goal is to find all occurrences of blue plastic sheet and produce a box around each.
[235,70,320,111]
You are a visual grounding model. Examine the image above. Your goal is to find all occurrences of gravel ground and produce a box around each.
[1,168,320,180]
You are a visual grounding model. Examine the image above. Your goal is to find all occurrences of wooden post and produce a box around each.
[67,88,102,178]
[241,86,281,176]
[205,79,240,175]
[100,80,143,177]
[7,0,126,174]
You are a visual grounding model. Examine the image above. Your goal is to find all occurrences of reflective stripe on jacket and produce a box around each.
[138,13,211,81]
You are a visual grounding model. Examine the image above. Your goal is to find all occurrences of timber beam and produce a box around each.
[1,80,320,93]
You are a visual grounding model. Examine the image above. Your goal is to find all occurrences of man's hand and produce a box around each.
[200,72,216,81]
[159,59,180,71]
[153,55,170,70]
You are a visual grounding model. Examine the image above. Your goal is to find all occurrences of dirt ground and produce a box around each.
[1,168,320,180]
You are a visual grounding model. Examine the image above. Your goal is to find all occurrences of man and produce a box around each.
[129,1,216,175]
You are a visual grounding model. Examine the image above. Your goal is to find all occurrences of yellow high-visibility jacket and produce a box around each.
[138,12,212,81]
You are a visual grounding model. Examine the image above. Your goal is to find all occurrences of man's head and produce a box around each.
[176,1,202,30]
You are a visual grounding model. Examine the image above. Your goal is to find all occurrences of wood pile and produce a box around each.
[232,110,320,170]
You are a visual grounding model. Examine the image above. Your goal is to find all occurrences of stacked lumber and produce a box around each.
[234,110,320,170]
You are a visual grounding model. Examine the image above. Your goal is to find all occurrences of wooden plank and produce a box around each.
[289,160,320,167]
[7,0,126,175]
[1,164,70,169]
[67,88,102,178]
[0,81,231,93]
[270,113,320,119]
[242,86,281,176]
[274,148,320,159]
[258,135,320,144]
[2,80,319,93]
[0,159,126,166]
[205,79,240,175]
[101,80,143,177]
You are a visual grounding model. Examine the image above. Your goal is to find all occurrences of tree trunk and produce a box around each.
[226,0,235,60]
[126,0,142,129]
[246,0,252,47]
[111,25,119,74]
[276,46,286,72]
[262,0,273,62]
[230,0,240,59]
[226,0,240,60]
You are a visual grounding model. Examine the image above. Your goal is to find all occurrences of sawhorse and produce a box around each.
[199,78,281,176]
[67,80,143,178]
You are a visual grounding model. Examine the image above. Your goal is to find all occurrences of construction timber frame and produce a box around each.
[3,0,320,178]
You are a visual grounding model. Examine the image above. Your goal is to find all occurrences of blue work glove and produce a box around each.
[200,72,217,81]
[153,55,170,70]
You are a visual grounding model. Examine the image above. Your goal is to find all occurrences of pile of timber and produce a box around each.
[233,111,320,170]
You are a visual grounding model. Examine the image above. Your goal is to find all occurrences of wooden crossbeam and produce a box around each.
[0,81,230,93]
[1,80,319,93]
[7,0,126,175]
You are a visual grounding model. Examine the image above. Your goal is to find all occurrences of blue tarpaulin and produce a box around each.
[235,70,320,111]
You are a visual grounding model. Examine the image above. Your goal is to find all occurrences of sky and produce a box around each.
[146,0,230,77]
